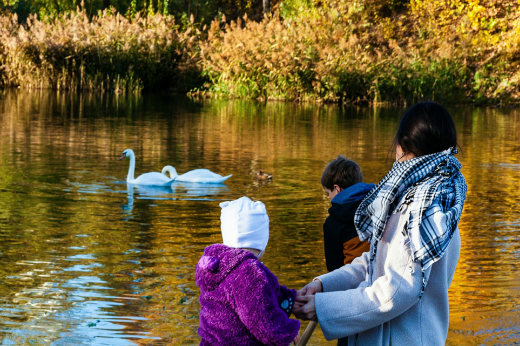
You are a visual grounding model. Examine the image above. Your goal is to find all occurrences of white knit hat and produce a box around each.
[220,196,269,251]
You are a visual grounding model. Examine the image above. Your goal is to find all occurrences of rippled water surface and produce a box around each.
[0,91,519,345]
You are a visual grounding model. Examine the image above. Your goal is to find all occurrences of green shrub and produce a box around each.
[197,8,469,104]
[194,0,520,104]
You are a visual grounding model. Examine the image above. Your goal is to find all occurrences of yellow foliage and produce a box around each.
[195,0,520,103]
[198,2,470,103]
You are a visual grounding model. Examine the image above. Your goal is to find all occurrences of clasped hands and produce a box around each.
[292,279,322,321]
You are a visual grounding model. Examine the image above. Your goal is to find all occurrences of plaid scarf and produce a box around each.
[355,147,467,295]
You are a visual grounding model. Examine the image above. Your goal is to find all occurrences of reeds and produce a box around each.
[2,0,520,103]
[195,6,466,104]
[0,9,201,93]
[195,0,520,104]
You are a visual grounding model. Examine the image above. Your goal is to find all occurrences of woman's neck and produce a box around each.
[396,145,416,162]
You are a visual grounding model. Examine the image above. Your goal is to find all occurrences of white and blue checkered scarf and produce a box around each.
[355,147,467,296]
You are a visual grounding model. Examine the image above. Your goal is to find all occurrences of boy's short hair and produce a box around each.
[321,155,363,190]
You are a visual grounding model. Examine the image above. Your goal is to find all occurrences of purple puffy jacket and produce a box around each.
[195,244,300,346]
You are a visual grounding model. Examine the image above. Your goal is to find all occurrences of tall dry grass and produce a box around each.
[0,9,202,92]
[197,7,467,103]
[195,0,520,104]
[3,0,520,103]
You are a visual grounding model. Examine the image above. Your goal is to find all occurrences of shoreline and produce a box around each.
[3,88,519,108]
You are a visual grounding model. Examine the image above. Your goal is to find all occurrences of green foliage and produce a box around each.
[0,0,265,25]
[2,0,133,21]
[278,0,318,19]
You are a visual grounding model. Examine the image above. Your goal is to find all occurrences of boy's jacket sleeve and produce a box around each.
[343,238,371,265]
[231,259,300,346]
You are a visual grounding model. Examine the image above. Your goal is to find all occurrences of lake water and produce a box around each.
[0,90,518,345]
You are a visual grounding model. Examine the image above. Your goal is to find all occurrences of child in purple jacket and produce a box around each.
[195,197,301,346]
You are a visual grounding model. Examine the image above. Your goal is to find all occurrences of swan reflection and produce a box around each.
[122,181,228,214]
[170,181,229,198]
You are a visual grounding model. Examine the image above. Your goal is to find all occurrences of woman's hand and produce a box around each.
[292,295,317,321]
[292,279,321,319]
[296,279,322,297]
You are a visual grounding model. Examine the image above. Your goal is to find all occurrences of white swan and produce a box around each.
[119,149,175,186]
[161,165,232,184]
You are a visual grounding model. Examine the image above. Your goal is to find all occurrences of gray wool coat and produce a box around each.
[315,203,461,345]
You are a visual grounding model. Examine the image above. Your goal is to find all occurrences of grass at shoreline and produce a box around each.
[2,0,520,105]
[0,9,202,93]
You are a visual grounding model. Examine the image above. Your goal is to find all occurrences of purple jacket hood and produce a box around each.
[196,244,256,291]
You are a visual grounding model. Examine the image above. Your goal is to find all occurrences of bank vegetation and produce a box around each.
[2,0,520,104]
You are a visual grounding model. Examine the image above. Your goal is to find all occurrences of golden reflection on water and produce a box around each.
[0,90,518,345]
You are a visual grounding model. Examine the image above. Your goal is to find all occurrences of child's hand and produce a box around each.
[292,301,304,309]
[293,295,316,321]
[293,332,301,345]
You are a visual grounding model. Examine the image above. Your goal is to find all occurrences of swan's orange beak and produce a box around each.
[118,153,126,161]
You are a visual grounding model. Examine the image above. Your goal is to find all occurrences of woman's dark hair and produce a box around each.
[395,102,458,157]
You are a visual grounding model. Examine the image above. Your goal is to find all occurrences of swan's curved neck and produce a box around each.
[161,166,178,179]
[127,153,135,181]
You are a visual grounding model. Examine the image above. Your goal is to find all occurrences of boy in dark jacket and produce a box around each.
[196,197,300,346]
[321,155,375,272]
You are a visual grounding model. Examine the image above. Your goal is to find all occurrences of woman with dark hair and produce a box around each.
[293,102,467,345]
